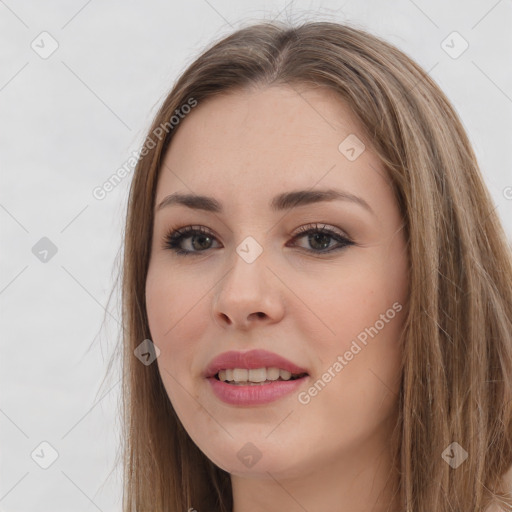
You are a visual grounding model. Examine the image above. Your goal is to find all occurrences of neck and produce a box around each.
[230,419,400,512]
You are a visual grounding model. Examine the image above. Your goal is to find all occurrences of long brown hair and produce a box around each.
[111,20,512,511]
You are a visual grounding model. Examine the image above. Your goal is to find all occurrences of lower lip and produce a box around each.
[207,376,309,406]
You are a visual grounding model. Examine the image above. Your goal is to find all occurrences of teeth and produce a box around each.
[266,367,280,380]
[217,367,302,384]
[233,368,248,381]
[248,368,267,382]
[279,369,291,380]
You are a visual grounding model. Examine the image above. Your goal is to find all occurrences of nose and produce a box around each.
[211,248,285,330]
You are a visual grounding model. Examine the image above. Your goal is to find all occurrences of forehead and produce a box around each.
[156,86,388,213]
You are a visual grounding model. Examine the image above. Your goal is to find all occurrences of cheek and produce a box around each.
[145,275,199,416]
[294,253,406,404]
[298,269,404,442]
[146,267,196,383]
[294,264,403,346]
[145,263,209,342]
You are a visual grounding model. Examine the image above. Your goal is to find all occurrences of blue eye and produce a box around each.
[162,223,354,256]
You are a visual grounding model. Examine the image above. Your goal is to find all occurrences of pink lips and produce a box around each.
[204,349,309,406]
[203,349,308,378]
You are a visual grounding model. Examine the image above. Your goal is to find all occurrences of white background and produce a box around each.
[1,1,511,510]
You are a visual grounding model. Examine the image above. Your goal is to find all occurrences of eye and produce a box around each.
[162,225,220,255]
[289,223,354,254]
[162,223,354,256]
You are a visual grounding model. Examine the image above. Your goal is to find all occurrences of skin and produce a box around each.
[145,85,409,512]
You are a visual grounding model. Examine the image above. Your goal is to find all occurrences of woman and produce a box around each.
[116,20,512,511]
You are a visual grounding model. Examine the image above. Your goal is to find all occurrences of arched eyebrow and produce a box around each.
[155,188,375,217]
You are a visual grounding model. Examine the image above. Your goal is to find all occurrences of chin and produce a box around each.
[202,441,309,480]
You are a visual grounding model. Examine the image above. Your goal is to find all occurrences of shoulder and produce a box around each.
[485,464,512,512]
[503,464,512,495]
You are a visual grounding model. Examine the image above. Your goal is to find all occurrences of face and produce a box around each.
[145,85,409,480]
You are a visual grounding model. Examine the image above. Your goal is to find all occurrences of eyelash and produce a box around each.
[161,223,354,256]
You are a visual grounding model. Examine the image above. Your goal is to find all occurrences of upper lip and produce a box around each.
[203,349,309,378]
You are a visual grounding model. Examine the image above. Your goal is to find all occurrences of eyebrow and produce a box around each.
[155,188,375,216]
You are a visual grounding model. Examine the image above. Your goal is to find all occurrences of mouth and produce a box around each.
[207,360,310,406]
[213,367,309,386]
[204,349,310,381]
[204,349,310,405]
